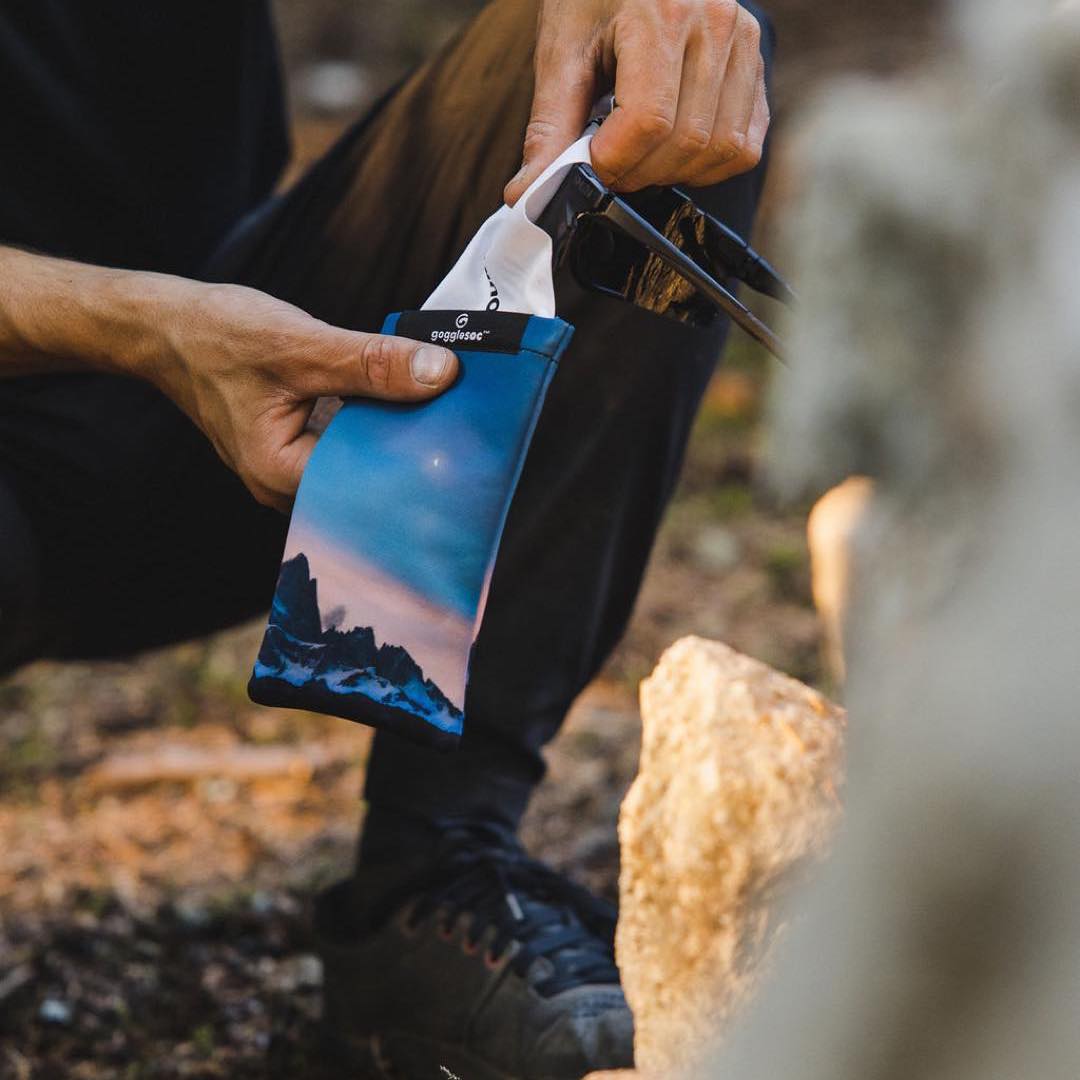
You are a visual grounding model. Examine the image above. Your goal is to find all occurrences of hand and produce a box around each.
[150,281,458,512]
[504,0,768,205]
[0,248,458,513]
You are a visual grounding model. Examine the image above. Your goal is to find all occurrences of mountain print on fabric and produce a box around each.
[251,554,464,736]
[249,311,575,746]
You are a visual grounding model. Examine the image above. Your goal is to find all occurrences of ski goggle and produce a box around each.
[535,162,795,363]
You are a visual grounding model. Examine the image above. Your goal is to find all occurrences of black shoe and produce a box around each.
[316,824,634,1079]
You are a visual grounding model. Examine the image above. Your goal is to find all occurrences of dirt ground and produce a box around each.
[0,3,941,1076]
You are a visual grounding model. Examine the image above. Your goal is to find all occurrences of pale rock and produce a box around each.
[617,637,844,1077]
[806,476,874,683]
[692,525,742,574]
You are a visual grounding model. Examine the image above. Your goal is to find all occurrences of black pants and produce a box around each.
[0,0,773,836]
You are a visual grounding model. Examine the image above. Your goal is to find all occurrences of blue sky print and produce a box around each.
[250,310,573,741]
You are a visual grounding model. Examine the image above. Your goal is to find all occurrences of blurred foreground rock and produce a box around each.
[617,638,844,1077]
[712,1,1080,1076]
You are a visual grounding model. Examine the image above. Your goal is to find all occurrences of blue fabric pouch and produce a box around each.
[248,309,574,749]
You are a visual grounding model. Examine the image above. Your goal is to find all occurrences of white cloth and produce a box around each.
[422,132,595,318]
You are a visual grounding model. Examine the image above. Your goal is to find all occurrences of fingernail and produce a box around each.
[411,345,452,387]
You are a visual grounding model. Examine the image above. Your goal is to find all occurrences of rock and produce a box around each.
[38,998,73,1025]
[618,638,844,1077]
[269,953,323,993]
[172,897,211,929]
[691,524,742,574]
[806,476,874,682]
[296,61,370,115]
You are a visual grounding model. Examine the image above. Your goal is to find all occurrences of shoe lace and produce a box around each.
[373,825,619,997]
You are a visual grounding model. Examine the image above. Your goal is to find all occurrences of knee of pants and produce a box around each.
[0,481,43,675]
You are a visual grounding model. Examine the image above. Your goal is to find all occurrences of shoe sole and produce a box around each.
[323,1026,515,1080]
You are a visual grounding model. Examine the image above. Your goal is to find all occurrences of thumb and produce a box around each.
[302,327,459,403]
[504,46,596,206]
[263,329,458,508]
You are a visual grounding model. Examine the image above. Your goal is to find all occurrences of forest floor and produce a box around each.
[0,324,820,1077]
[0,0,941,1072]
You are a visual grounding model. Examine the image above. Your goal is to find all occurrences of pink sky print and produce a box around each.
[285,524,474,710]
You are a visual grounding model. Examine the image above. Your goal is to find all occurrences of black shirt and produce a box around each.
[0,1,289,276]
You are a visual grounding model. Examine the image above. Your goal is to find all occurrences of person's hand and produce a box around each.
[0,248,459,512]
[149,281,458,512]
[504,0,768,205]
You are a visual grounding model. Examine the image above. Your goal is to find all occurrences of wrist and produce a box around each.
[90,265,200,385]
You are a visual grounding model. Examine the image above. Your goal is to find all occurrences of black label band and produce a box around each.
[396,310,531,355]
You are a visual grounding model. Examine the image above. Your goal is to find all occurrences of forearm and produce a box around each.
[0,245,191,379]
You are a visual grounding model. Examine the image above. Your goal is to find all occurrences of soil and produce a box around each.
[0,3,941,1075]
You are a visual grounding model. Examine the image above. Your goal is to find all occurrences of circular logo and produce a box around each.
[455,313,469,329]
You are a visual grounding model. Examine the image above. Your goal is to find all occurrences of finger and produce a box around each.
[250,479,295,516]
[746,67,770,161]
[615,24,728,191]
[271,428,319,512]
[685,10,767,187]
[685,55,768,187]
[229,399,313,513]
[294,326,459,403]
[237,450,302,514]
[589,15,686,189]
[504,29,598,205]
